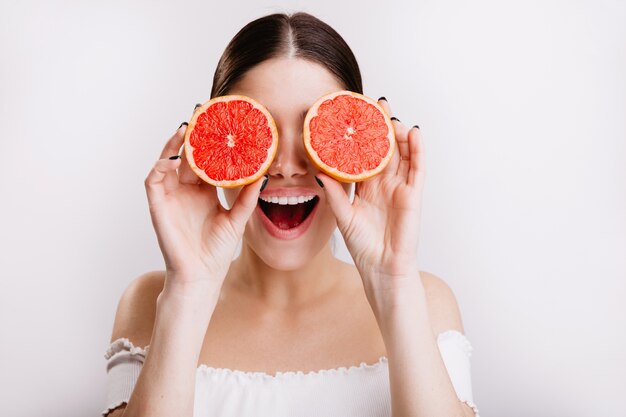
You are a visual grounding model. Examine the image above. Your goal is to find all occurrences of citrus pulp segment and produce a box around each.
[303,90,395,182]
[183,95,278,188]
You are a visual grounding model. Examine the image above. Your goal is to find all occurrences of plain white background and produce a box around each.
[1,0,624,416]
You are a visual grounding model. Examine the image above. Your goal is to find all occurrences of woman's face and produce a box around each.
[224,57,352,270]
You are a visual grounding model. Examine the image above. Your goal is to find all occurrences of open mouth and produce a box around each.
[258,196,320,230]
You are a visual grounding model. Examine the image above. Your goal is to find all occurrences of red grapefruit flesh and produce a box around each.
[184,95,278,188]
[303,90,395,182]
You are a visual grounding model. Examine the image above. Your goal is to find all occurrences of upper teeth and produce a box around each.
[259,195,316,205]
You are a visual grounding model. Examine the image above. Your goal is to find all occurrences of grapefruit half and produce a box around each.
[303,90,395,182]
[184,95,278,188]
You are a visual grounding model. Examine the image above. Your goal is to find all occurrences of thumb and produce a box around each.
[228,174,267,230]
[315,173,354,230]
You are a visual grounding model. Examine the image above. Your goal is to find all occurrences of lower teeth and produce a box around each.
[276,220,300,230]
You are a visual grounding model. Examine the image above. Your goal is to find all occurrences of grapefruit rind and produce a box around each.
[183,95,278,188]
[303,90,395,183]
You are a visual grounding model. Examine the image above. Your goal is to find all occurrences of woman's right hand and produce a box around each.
[144,122,267,297]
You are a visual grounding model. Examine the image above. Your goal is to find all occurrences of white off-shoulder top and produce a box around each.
[102,329,480,417]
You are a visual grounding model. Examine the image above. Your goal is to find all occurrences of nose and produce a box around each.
[266,125,310,179]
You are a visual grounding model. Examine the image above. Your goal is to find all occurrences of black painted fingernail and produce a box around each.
[314,176,324,188]
[194,103,202,109]
[260,175,269,192]
[178,121,188,129]
[169,155,181,160]
[378,96,387,102]
[412,125,420,129]
[391,117,400,122]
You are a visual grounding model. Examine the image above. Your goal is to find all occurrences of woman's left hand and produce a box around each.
[315,97,425,294]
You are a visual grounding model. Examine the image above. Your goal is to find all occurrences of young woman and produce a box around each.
[102,11,480,417]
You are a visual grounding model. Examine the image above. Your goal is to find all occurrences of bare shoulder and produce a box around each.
[109,270,166,347]
[419,271,466,336]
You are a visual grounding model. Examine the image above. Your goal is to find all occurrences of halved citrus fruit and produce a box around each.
[303,90,395,182]
[183,95,278,188]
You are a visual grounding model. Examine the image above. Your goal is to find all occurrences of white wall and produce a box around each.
[1,1,624,416]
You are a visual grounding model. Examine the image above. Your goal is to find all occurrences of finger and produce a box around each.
[394,120,411,179]
[386,118,410,178]
[162,155,182,192]
[407,126,425,187]
[180,104,207,185]
[155,123,189,193]
[314,173,354,231]
[145,157,183,206]
[377,96,392,119]
[376,98,408,176]
[228,174,268,233]
[178,144,220,206]
[179,143,202,185]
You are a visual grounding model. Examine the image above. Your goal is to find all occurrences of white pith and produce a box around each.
[259,195,317,205]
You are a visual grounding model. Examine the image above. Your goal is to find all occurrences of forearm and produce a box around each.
[122,283,220,417]
[367,274,467,417]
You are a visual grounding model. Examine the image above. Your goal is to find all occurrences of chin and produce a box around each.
[237,193,337,270]
[245,239,323,271]
[261,254,311,272]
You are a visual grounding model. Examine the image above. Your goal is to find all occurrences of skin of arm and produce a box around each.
[316,99,476,416]
[112,273,220,417]
[365,271,476,417]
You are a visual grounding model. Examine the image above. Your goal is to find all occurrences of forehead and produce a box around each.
[227,57,344,118]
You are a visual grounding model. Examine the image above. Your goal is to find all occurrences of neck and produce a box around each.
[230,240,344,311]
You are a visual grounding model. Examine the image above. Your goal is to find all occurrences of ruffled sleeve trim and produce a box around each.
[461,399,480,416]
[436,329,474,357]
[104,337,150,360]
[101,400,128,417]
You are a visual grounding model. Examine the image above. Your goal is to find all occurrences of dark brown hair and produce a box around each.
[210,12,362,98]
